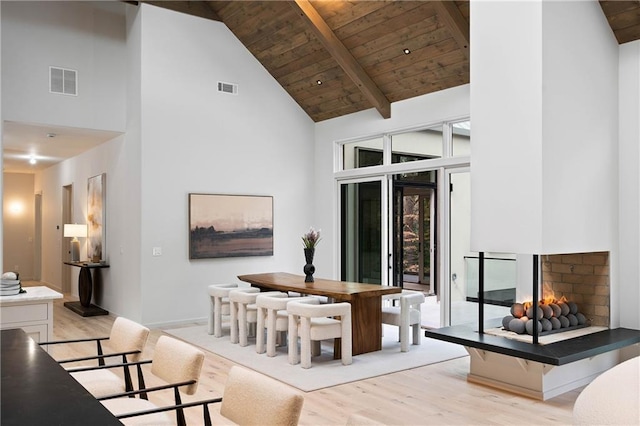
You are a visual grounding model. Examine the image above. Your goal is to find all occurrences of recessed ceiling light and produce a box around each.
[316,80,322,85]
[403,48,411,55]
[46,133,56,138]
[29,156,37,165]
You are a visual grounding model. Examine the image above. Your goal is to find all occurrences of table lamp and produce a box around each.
[64,224,87,262]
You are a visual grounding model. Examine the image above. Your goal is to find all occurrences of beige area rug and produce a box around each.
[164,323,468,392]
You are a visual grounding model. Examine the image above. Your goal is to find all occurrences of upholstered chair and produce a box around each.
[255,294,318,356]
[228,289,281,346]
[572,356,639,425]
[98,336,211,426]
[40,317,150,397]
[287,300,352,368]
[220,366,304,426]
[381,290,425,352]
[207,283,257,337]
[254,292,289,355]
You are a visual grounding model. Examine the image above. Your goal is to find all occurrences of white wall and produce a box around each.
[470,0,544,253]
[618,40,640,329]
[1,1,126,132]
[540,0,618,254]
[471,0,618,255]
[136,5,315,325]
[314,85,470,278]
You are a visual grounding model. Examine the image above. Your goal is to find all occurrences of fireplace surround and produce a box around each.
[425,251,640,400]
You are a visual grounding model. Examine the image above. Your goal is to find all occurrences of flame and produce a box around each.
[542,282,556,304]
[519,283,569,308]
[520,295,568,307]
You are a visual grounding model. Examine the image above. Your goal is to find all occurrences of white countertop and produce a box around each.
[0,286,63,305]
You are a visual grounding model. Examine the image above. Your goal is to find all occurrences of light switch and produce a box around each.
[152,247,162,256]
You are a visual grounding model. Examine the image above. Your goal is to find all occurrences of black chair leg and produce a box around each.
[174,387,185,426]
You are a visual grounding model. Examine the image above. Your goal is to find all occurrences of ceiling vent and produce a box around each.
[217,81,238,95]
[50,66,77,96]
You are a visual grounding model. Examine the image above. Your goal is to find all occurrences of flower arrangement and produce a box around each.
[302,226,321,249]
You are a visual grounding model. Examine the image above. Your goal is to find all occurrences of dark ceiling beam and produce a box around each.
[290,0,391,119]
[139,1,222,22]
[433,1,470,60]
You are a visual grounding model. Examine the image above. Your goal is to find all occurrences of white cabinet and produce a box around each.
[0,286,63,346]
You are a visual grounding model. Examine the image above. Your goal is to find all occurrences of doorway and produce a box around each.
[61,184,73,293]
[392,172,437,294]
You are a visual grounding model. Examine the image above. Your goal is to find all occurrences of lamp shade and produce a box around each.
[63,224,87,238]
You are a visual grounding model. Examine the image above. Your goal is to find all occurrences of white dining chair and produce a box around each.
[229,289,281,346]
[256,294,319,356]
[287,300,352,368]
[381,290,425,352]
[207,283,254,337]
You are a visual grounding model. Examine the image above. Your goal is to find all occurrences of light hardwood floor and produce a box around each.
[39,285,579,425]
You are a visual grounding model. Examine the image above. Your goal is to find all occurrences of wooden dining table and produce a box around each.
[237,272,401,355]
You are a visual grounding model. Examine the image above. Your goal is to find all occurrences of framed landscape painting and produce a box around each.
[189,193,273,259]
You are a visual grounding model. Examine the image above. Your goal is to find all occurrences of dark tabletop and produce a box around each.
[1,328,122,425]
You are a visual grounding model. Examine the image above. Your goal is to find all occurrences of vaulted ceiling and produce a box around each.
[140,0,640,123]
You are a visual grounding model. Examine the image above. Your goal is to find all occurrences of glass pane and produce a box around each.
[465,254,517,307]
[449,172,510,326]
[391,128,442,163]
[449,171,472,325]
[340,181,382,284]
[395,170,436,185]
[342,137,384,170]
[452,120,470,157]
[401,188,435,290]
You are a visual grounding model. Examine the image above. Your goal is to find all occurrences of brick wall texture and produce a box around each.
[542,251,609,327]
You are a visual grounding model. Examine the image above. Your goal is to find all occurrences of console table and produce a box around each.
[1,328,121,426]
[64,261,110,317]
[0,286,62,345]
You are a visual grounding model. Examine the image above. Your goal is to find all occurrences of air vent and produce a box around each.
[217,81,238,95]
[50,66,77,96]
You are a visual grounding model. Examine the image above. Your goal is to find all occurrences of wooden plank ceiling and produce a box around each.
[138,0,640,123]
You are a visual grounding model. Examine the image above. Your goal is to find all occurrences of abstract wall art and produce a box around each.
[87,173,106,261]
[189,193,273,259]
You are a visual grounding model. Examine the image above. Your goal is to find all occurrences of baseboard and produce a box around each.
[145,317,208,330]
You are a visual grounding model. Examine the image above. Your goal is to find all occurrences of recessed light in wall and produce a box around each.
[316,80,322,85]
[29,156,37,165]
[403,48,411,55]
[46,133,56,138]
